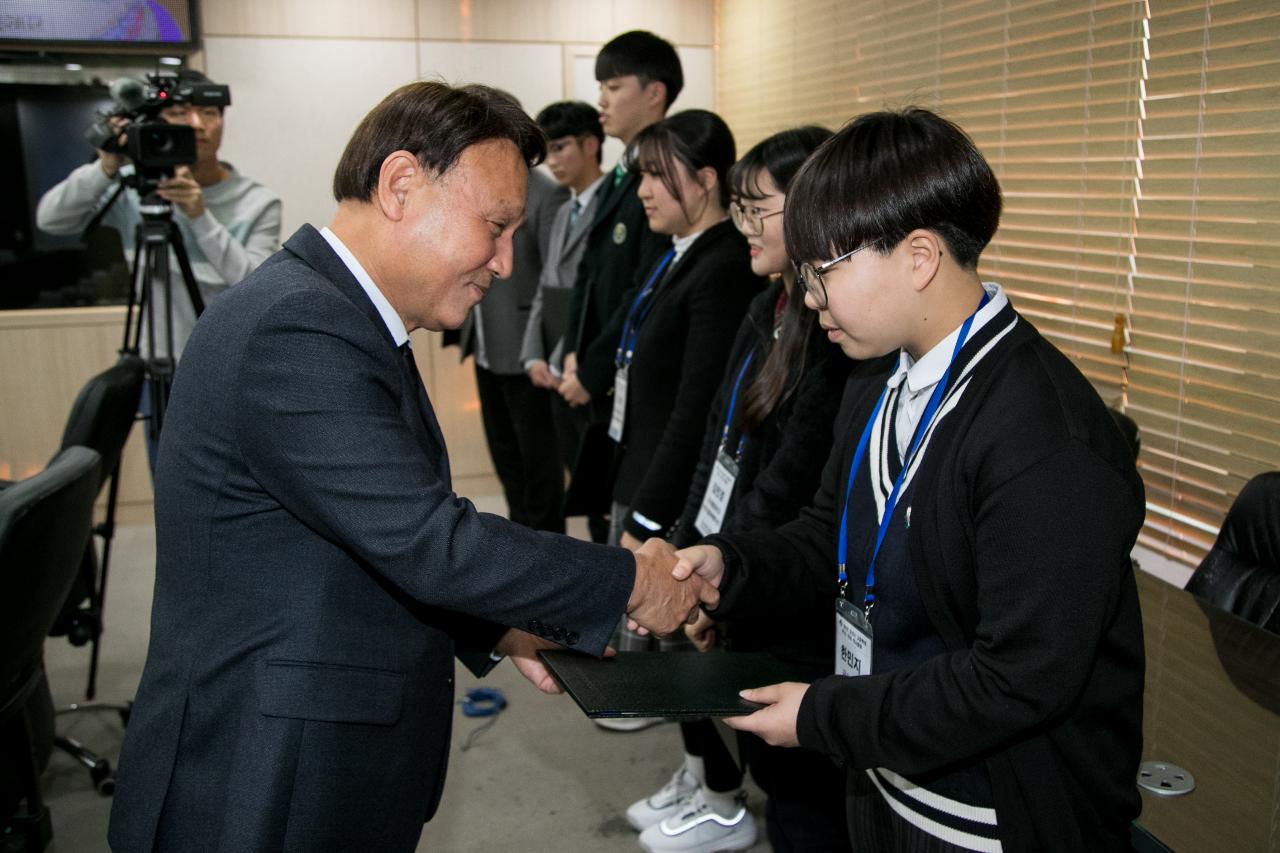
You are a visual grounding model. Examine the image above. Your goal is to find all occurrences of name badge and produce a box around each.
[694,450,738,536]
[835,597,873,676]
[608,366,629,442]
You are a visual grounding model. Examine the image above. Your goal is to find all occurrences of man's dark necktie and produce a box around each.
[400,341,451,483]
[563,198,582,253]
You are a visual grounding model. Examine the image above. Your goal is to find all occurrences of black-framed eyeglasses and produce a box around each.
[797,246,867,309]
[729,201,784,236]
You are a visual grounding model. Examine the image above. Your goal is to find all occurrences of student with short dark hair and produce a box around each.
[520,101,608,473]
[558,30,682,545]
[627,126,854,853]
[675,108,1146,852]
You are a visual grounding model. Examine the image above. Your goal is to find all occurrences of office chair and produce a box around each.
[1185,472,1280,633]
[1108,407,1141,461]
[0,355,147,794]
[47,353,145,697]
[0,446,102,851]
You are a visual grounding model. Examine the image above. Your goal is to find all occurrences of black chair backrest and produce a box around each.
[58,354,145,490]
[1108,407,1141,462]
[0,447,101,717]
[1186,471,1280,633]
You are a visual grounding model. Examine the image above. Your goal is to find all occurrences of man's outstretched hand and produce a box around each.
[626,538,707,637]
[495,628,563,695]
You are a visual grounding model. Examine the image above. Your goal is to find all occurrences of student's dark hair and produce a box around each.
[728,125,831,200]
[595,30,684,108]
[332,81,546,203]
[784,107,1001,270]
[729,127,833,432]
[631,110,735,221]
[536,100,605,164]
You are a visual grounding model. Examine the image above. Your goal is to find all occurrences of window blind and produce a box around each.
[716,0,1280,566]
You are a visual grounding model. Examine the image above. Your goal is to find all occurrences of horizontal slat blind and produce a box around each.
[1126,0,1280,563]
[717,0,1280,566]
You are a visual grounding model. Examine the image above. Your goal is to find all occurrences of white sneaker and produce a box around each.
[638,788,757,853]
[595,716,665,732]
[625,766,700,831]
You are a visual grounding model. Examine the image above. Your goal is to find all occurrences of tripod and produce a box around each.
[121,191,205,446]
[52,189,206,795]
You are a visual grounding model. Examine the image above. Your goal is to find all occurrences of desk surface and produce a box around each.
[1136,570,1280,852]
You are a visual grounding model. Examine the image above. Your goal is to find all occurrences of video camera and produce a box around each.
[86,71,231,192]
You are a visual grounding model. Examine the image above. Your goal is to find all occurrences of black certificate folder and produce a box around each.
[539,650,805,719]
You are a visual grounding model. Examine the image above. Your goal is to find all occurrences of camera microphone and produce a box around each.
[108,77,148,112]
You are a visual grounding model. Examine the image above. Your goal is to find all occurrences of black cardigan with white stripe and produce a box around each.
[707,300,1146,852]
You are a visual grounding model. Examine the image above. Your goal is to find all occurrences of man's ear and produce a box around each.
[376,150,421,222]
[906,229,944,292]
[642,80,668,113]
[583,135,601,163]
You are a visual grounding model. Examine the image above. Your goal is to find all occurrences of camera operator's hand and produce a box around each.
[96,116,129,178]
[157,167,205,219]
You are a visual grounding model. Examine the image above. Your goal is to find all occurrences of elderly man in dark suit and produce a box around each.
[107,81,704,853]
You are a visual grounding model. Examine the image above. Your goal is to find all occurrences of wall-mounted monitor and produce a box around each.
[0,1,199,52]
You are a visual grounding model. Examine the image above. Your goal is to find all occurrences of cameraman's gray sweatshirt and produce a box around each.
[36,161,282,360]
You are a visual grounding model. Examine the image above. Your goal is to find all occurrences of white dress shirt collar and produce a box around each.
[887,282,1008,394]
[886,282,1008,461]
[573,172,607,208]
[319,226,409,348]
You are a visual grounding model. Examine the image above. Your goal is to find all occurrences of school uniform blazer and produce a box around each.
[563,169,669,374]
[671,281,852,656]
[458,169,568,375]
[107,224,634,853]
[519,181,602,369]
[579,219,765,540]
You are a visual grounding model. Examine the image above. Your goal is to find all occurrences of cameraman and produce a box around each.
[36,70,282,366]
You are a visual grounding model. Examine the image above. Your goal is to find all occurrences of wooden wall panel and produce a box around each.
[416,0,713,45]
[418,40,564,116]
[0,308,152,524]
[203,0,417,39]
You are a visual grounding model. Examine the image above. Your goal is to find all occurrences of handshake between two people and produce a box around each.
[498,538,729,696]
[623,537,725,638]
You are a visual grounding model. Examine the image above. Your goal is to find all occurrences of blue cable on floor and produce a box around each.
[459,687,507,751]
[461,687,507,717]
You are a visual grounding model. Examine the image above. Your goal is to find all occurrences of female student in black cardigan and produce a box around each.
[640,124,860,850]
[626,127,853,853]
[673,109,1146,853]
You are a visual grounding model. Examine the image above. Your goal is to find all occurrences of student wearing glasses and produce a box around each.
[625,127,854,853]
[673,108,1146,852]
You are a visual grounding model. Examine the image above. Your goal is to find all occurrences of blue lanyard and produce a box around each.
[837,291,990,609]
[718,348,756,459]
[615,248,677,368]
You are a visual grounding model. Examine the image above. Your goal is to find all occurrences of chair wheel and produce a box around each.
[97,776,116,796]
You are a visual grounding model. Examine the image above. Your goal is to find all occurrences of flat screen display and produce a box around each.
[0,1,196,48]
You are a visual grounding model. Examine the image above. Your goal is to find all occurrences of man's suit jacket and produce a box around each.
[518,178,604,370]
[107,224,633,852]
[563,168,669,385]
[457,169,567,375]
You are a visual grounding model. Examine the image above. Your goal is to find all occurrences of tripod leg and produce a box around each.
[169,225,205,316]
[85,465,123,701]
